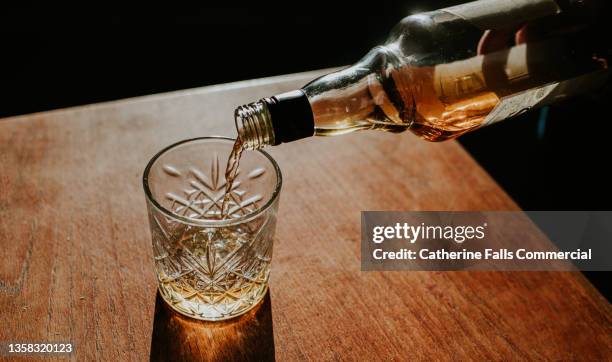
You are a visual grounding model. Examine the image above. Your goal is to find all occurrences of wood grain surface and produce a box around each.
[0,69,610,361]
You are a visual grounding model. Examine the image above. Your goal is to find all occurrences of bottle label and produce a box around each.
[443,0,560,30]
[483,70,610,126]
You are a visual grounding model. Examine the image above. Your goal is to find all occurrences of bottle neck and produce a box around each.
[235,90,315,150]
[234,100,275,150]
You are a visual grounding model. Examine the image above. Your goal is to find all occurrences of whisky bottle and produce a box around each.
[234,0,610,150]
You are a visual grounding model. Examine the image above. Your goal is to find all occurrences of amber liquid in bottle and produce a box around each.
[307,23,608,142]
[307,60,502,141]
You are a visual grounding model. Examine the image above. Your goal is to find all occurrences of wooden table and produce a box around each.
[1,69,610,361]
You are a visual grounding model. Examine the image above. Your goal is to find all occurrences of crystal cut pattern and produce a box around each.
[163,152,266,220]
[148,152,277,321]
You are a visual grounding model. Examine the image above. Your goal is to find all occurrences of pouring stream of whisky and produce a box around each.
[221,137,244,218]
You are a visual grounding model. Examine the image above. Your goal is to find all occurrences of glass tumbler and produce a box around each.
[143,137,282,321]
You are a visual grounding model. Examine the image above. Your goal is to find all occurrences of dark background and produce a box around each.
[1,2,610,297]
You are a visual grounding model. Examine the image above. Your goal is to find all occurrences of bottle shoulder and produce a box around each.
[386,11,483,66]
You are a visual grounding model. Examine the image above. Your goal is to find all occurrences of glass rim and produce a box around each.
[142,136,282,227]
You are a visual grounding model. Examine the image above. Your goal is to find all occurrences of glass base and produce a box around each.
[158,282,269,321]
